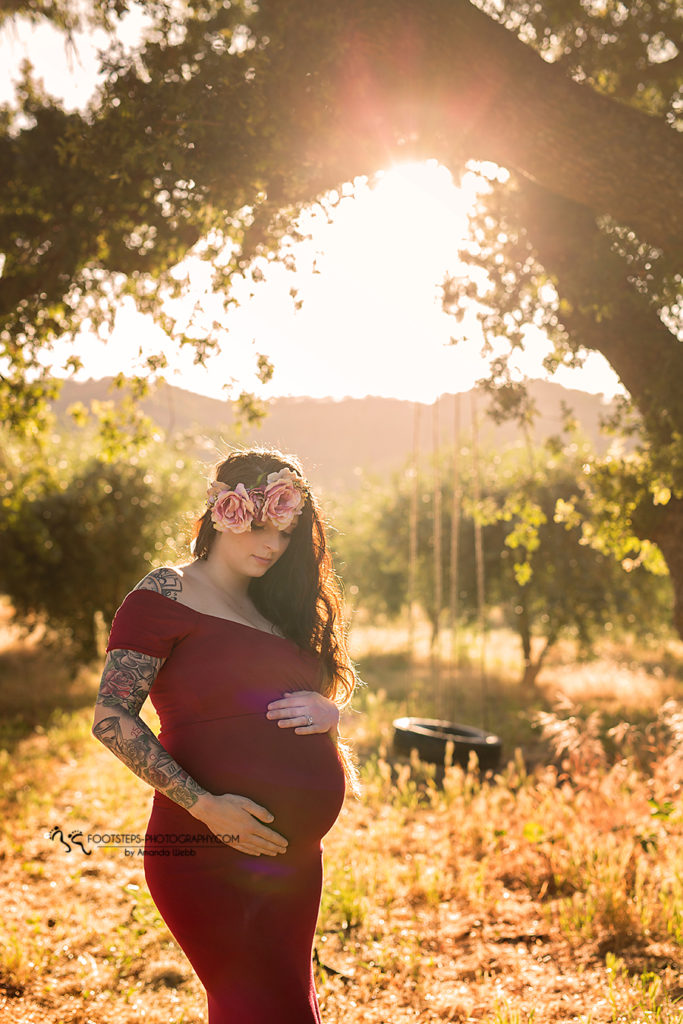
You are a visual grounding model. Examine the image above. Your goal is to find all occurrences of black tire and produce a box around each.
[392,717,502,772]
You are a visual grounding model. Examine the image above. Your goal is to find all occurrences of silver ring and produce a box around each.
[306,715,313,726]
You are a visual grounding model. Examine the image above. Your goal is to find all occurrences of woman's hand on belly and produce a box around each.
[266,691,340,735]
[189,792,289,857]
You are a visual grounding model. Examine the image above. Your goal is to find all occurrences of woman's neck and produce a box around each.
[199,554,251,600]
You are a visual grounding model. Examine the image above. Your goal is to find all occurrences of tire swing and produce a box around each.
[396,395,502,776]
[392,716,502,773]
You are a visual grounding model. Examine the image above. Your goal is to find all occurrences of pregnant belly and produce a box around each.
[157,714,346,850]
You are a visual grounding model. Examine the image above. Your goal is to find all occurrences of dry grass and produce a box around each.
[2,610,683,1022]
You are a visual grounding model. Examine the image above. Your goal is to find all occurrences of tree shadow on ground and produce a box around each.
[0,636,98,753]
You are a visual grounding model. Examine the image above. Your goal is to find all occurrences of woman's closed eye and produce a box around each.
[250,522,295,539]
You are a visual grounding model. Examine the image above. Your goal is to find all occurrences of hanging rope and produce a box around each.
[432,396,444,716]
[408,402,421,665]
[470,391,489,729]
[448,393,462,718]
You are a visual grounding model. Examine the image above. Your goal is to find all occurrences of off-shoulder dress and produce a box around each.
[106,587,346,1024]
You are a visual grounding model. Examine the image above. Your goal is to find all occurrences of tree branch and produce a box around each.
[323,0,683,256]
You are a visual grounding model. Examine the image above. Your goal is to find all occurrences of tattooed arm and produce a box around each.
[91,645,208,810]
[92,568,206,810]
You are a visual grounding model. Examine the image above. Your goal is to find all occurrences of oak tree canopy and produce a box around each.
[1,0,682,627]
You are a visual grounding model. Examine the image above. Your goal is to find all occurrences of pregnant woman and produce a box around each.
[92,447,358,1023]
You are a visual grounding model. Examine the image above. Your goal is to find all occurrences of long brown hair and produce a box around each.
[193,447,360,796]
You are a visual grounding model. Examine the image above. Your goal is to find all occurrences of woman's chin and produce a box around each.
[251,557,274,572]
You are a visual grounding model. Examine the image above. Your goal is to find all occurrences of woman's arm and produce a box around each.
[92,648,288,856]
[92,648,206,810]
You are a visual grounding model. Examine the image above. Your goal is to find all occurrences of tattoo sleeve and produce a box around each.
[134,567,183,600]
[92,647,206,810]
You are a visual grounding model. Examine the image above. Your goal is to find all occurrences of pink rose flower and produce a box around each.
[206,481,229,508]
[248,488,267,523]
[210,483,256,533]
[262,470,306,529]
[105,672,134,700]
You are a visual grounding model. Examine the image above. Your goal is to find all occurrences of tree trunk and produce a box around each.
[516,593,555,687]
[508,177,683,639]
[514,178,683,440]
[74,611,99,664]
[517,600,533,679]
[429,611,440,652]
[641,497,683,640]
[521,636,555,690]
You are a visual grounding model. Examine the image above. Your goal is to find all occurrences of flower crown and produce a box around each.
[206,467,308,534]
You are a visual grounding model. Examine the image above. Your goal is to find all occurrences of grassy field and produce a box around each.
[2,602,683,1023]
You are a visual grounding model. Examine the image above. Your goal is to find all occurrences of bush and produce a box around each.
[0,427,199,660]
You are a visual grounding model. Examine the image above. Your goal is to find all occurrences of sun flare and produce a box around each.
[43,158,622,405]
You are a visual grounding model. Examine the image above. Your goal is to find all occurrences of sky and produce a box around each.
[0,11,624,405]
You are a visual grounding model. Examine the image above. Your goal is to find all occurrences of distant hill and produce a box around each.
[50,378,616,491]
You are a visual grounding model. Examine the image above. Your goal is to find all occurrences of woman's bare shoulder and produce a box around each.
[133,565,191,601]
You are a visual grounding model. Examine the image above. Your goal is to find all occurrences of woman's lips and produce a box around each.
[252,555,272,566]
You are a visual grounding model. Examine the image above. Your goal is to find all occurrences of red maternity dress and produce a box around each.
[106,588,346,1023]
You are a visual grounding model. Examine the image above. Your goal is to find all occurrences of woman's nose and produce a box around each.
[263,530,282,553]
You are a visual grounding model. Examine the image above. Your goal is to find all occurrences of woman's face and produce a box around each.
[214,517,297,578]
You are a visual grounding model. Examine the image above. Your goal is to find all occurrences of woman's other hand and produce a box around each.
[266,691,340,735]
[190,793,288,857]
